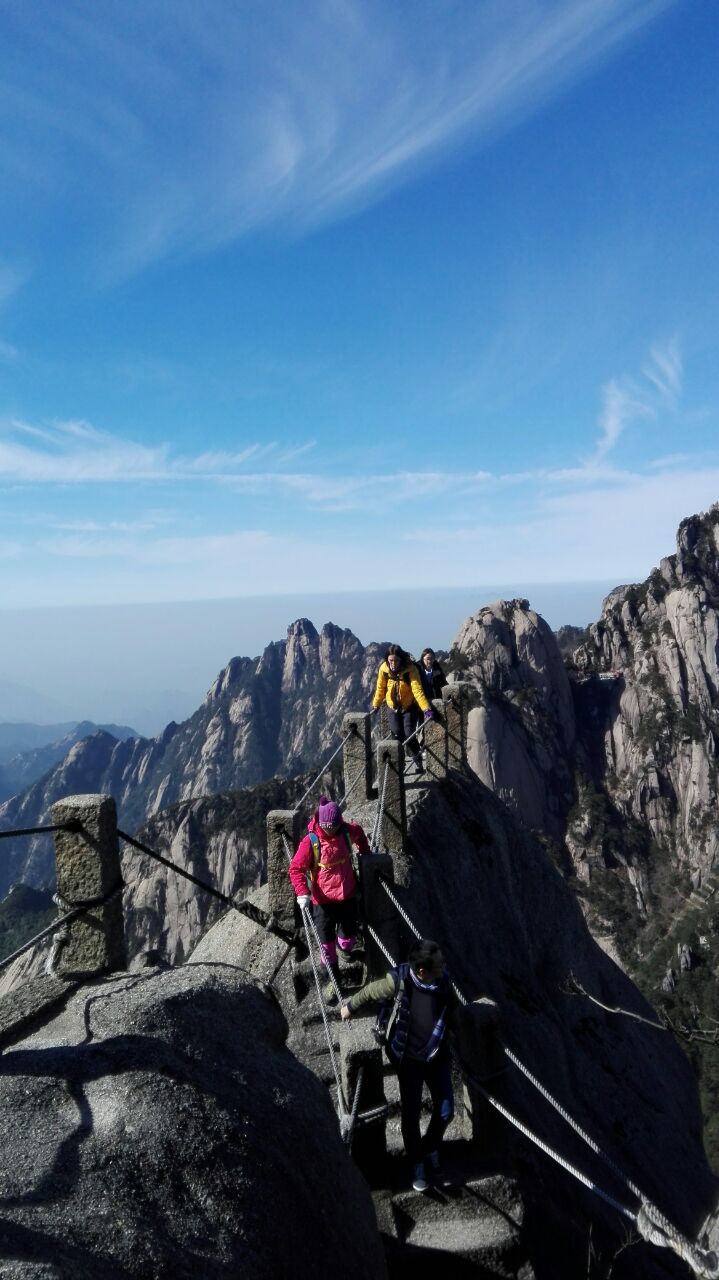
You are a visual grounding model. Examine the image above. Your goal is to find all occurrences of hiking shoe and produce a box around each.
[412,1162,429,1193]
[323,965,340,1005]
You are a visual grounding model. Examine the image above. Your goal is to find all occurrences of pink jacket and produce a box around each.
[289,815,371,906]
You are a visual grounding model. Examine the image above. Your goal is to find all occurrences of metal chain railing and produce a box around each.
[371,879,719,1278]
[280,832,344,1007]
[118,830,297,946]
[337,764,367,811]
[299,896,348,1119]
[0,821,81,840]
[0,881,123,974]
[293,730,354,814]
[371,759,390,850]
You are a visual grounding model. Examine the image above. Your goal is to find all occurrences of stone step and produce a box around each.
[389,1173,528,1274]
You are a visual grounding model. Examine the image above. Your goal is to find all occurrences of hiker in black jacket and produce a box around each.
[341,938,457,1192]
[417,648,448,703]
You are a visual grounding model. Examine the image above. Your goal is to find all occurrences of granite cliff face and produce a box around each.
[452,599,577,838]
[0,620,385,898]
[570,508,719,898]
[448,509,719,958]
[3,508,718,985]
[192,769,717,1277]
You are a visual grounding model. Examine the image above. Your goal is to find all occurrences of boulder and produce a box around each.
[0,964,386,1279]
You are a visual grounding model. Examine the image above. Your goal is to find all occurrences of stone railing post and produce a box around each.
[51,793,124,976]
[342,712,373,805]
[339,1021,387,1174]
[359,853,400,979]
[267,809,301,932]
[454,999,506,1147]
[423,697,448,780]
[375,738,406,857]
[443,682,469,770]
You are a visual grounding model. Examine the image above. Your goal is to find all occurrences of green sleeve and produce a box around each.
[347,971,397,1012]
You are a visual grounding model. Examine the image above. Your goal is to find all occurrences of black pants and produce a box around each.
[388,707,421,758]
[395,1048,454,1164]
[311,898,358,946]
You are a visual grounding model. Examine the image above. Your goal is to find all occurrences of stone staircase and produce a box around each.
[286,948,533,1277]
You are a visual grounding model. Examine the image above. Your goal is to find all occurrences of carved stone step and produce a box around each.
[388,1173,530,1275]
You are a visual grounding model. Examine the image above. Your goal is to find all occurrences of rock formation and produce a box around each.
[0,621,386,898]
[446,509,719,960]
[451,598,577,838]
[0,963,386,1279]
[190,768,718,1277]
[0,721,138,803]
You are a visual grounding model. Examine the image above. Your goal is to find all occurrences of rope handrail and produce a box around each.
[279,831,347,1115]
[341,1066,364,1148]
[293,731,354,815]
[337,763,367,811]
[369,884,719,1278]
[0,881,123,974]
[371,759,390,850]
[0,821,81,841]
[400,718,427,753]
[118,830,297,946]
[280,832,343,1008]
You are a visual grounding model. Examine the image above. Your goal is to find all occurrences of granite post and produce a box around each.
[267,809,302,932]
[342,712,373,806]
[423,698,448,780]
[375,738,406,857]
[443,682,469,770]
[51,793,124,976]
[359,853,400,979]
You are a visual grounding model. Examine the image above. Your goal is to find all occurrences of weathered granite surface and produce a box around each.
[0,964,386,1279]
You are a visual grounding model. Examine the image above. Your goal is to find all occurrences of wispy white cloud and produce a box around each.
[643,336,682,404]
[21,456,718,606]
[0,0,675,274]
[595,377,654,460]
[592,337,684,462]
[0,418,315,485]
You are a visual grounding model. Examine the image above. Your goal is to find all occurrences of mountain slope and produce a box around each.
[0,620,387,896]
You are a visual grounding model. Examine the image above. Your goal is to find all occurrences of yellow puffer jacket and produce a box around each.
[372,661,430,714]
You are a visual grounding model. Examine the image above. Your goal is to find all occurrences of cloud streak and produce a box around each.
[0,0,675,274]
[592,338,684,462]
[0,419,314,485]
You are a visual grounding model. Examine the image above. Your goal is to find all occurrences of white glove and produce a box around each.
[297,895,311,911]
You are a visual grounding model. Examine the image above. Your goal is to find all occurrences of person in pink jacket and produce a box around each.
[289,795,371,1003]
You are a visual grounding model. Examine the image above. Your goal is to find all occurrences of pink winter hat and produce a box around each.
[318,796,341,827]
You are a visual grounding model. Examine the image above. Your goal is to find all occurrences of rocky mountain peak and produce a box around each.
[675,505,719,589]
[282,617,322,691]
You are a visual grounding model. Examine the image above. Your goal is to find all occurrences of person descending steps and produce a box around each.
[372,644,435,774]
[342,939,459,1192]
[289,796,371,1004]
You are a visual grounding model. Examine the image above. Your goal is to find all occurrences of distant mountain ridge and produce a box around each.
[0,720,138,803]
[0,722,78,762]
[0,621,389,896]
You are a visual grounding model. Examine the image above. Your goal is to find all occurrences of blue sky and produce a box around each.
[1,0,718,612]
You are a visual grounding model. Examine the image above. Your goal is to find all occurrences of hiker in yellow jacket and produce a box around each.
[372,644,435,773]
